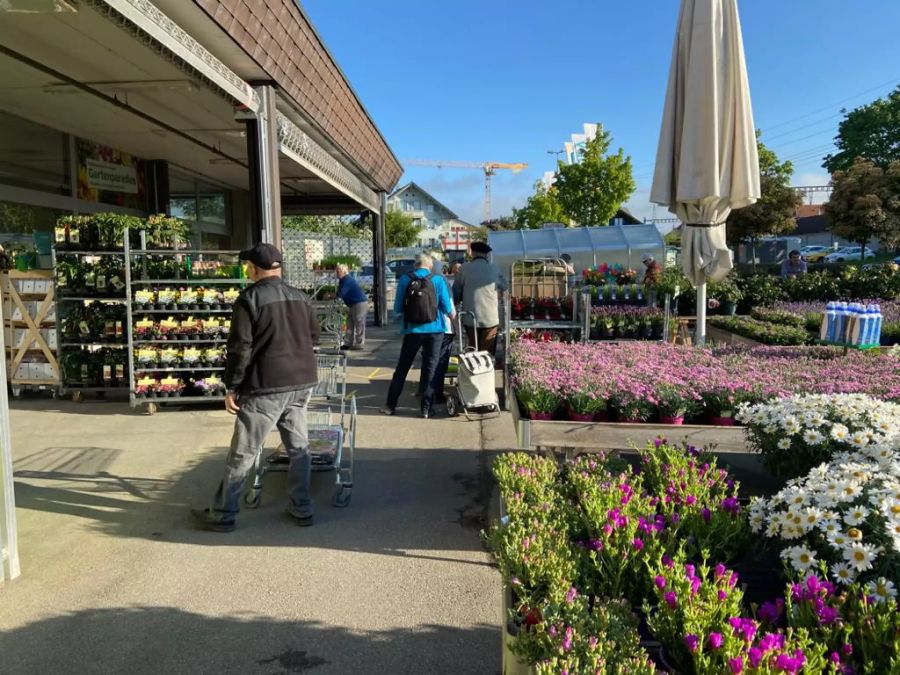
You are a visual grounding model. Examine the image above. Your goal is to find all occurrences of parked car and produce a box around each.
[822,246,875,263]
[355,265,394,290]
[799,245,829,259]
[804,249,832,263]
[387,258,416,279]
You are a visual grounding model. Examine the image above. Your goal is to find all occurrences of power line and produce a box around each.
[762,76,900,132]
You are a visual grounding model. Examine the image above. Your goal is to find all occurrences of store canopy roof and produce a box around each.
[0,0,398,212]
[489,224,664,258]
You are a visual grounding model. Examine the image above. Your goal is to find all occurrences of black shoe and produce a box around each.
[421,408,433,419]
[190,508,236,533]
[285,510,314,527]
[339,344,351,351]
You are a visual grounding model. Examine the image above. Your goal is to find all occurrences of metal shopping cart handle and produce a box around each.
[457,310,478,352]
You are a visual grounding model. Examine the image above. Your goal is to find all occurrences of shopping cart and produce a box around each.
[244,352,356,509]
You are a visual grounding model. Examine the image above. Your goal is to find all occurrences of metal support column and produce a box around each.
[243,84,281,245]
[0,295,20,582]
[373,192,388,327]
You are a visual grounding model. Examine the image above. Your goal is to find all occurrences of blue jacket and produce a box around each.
[338,275,367,306]
[394,268,453,334]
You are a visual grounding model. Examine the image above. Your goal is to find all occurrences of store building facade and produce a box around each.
[0,0,402,582]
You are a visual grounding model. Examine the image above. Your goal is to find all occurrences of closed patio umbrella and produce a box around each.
[650,0,760,345]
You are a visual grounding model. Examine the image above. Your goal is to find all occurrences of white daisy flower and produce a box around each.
[866,578,897,602]
[803,429,824,445]
[828,532,851,549]
[831,562,857,585]
[831,424,850,441]
[844,506,870,527]
[843,543,879,572]
[777,438,792,450]
[789,546,817,572]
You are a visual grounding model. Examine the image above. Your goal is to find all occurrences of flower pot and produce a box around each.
[567,411,595,422]
[660,416,685,425]
[722,300,738,316]
[619,416,644,424]
[528,411,554,421]
[710,416,736,426]
[593,410,610,422]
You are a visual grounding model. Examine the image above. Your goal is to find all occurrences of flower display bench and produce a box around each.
[705,323,763,347]
[511,397,748,454]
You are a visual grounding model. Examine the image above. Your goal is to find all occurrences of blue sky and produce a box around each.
[302,0,900,225]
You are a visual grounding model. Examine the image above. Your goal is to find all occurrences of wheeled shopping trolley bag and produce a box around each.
[446,312,500,419]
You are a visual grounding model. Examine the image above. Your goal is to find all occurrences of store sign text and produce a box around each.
[85,159,138,194]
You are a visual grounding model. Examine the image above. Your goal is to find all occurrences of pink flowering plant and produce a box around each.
[567,458,666,601]
[654,382,701,419]
[511,595,656,675]
[646,552,830,674]
[783,575,900,674]
[638,440,750,563]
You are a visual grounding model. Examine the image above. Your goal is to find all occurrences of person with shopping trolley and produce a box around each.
[191,242,321,532]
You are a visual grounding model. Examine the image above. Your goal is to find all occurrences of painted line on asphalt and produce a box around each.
[366,367,381,379]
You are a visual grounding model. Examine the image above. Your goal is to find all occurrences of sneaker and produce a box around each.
[380,406,395,416]
[421,408,433,419]
[190,508,236,533]
[285,510,314,527]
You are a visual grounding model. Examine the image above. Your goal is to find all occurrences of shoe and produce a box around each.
[339,344,352,351]
[285,510,314,527]
[190,508,236,533]
[380,406,395,416]
[421,408,433,419]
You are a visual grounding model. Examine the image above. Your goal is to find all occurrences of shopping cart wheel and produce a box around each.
[446,395,460,417]
[333,485,352,508]
[244,489,262,509]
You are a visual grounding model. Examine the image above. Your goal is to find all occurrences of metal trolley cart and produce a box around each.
[244,352,356,508]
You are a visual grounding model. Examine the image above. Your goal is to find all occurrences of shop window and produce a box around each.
[0,111,70,195]
[0,200,64,234]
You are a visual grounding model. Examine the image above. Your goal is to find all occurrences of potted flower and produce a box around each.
[513,374,560,420]
[177,288,199,309]
[158,377,183,398]
[201,319,221,339]
[135,347,159,369]
[159,347,179,368]
[133,319,155,341]
[155,288,176,310]
[564,381,609,422]
[180,319,202,341]
[198,287,221,309]
[202,347,224,366]
[612,391,654,423]
[134,377,157,400]
[650,313,665,340]
[655,383,697,424]
[223,288,241,306]
[133,289,155,308]
[709,275,743,316]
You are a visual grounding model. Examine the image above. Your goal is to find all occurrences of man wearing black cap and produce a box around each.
[453,241,507,356]
[191,242,320,531]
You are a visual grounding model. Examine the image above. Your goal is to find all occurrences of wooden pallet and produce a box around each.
[1,270,60,391]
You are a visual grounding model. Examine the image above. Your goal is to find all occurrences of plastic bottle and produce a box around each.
[855,305,869,346]
[872,304,883,347]
[823,302,836,343]
[831,302,844,344]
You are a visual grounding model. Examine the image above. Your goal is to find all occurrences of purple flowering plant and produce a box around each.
[783,575,900,674]
[511,596,656,675]
[638,441,750,562]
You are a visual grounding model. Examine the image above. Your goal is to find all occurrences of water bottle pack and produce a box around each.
[821,300,881,347]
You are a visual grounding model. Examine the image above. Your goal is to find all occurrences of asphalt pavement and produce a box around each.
[0,325,517,674]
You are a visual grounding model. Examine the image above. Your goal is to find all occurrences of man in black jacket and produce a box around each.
[192,243,320,532]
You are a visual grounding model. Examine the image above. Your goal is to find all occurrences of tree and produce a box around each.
[824,86,900,173]
[726,136,801,269]
[824,158,900,256]
[554,124,635,226]
[664,227,681,247]
[469,225,489,243]
[512,181,567,229]
[384,209,422,248]
[282,215,369,239]
[480,216,516,230]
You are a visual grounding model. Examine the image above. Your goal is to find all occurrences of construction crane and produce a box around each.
[402,159,528,223]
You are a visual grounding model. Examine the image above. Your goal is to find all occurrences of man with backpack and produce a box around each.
[381,252,455,419]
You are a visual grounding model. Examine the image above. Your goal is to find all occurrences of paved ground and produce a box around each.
[0,326,518,674]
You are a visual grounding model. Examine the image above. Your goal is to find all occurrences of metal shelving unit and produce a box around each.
[52,245,129,401]
[125,236,247,414]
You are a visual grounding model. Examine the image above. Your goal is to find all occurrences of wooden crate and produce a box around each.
[1,270,60,389]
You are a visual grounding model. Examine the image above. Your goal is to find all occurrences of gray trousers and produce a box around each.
[346,301,367,347]
[211,387,314,523]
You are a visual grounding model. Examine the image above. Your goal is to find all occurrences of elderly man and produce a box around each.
[192,243,320,531]
[641,253,663,285]
[382,252,455,419]
[335,263,368,350]
[453,241,507,356]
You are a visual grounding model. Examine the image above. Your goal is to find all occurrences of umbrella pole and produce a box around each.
[695,279,707,346]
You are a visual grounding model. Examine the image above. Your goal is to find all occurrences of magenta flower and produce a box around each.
[714,563,726,579]
[684,634,700,653]
[664,591,677,608]
[709,632,724,650]
[565,586,577,603]
[654,575,666,589]
[728,657,744,674]
[632,538,644,552]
